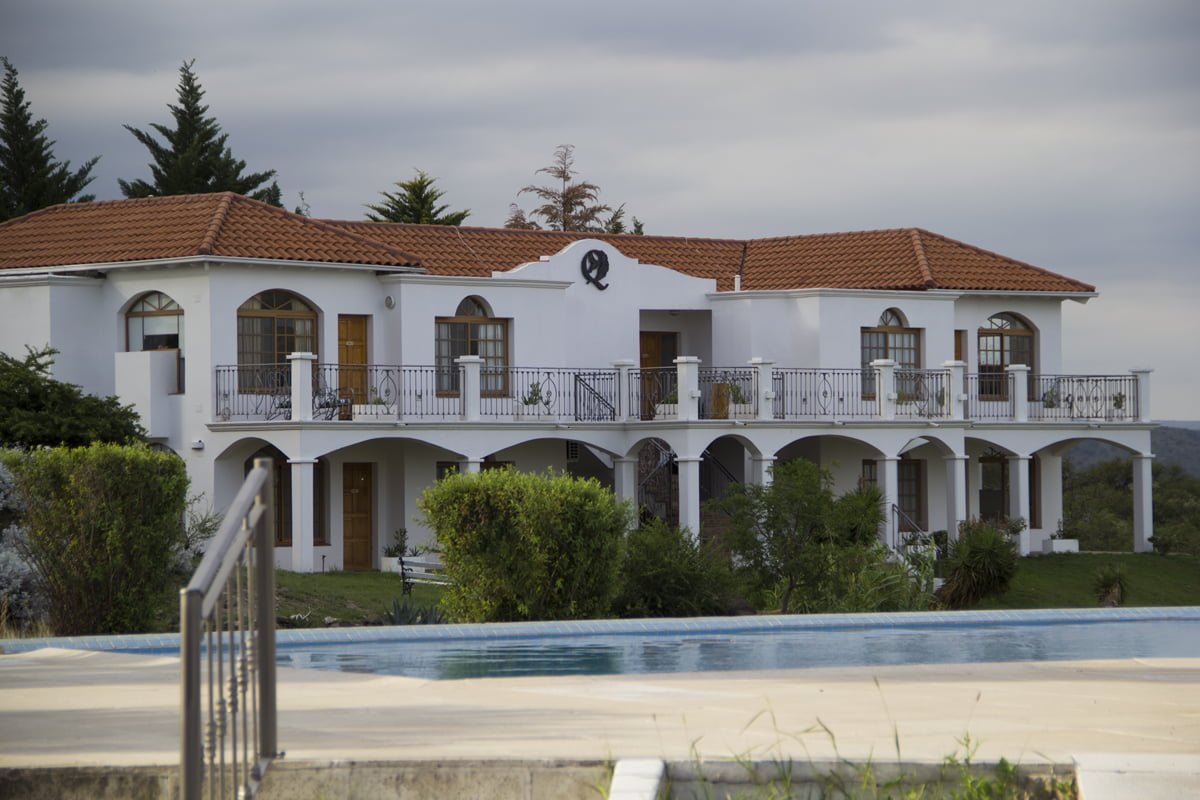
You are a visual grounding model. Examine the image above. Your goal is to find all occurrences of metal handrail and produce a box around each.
[181,458,277,800]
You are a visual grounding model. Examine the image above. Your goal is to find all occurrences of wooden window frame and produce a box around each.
[861,309,922,398]
[977,313,1034,401]
[434,297,510,398]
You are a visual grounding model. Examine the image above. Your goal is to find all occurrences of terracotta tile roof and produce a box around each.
[0,193,421,270]
[331,222,747,290]
[0,193,1094,294]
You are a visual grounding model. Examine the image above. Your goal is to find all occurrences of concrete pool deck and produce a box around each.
[1,648,1198,795]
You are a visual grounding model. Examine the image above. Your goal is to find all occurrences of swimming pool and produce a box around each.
[274,607,1200,680]
[5,607,1198,681]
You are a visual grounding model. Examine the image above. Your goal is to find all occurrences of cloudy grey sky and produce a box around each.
[3,1,1198,418]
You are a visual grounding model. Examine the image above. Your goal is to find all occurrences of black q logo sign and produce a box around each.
[580,249,610,290]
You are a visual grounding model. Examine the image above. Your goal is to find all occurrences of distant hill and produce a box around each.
[1065,425,1200,476]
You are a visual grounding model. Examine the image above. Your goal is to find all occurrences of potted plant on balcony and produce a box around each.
[1108,391,1126,420]
[654,387,678,420]
[516,380,546,419]
[729,382,755,419]
[353,393,392,420]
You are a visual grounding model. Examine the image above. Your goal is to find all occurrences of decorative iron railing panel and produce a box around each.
[181,459,276,800]
[698,367,757,420]
[1029,374,1138,421]
[214,364,291,421]
[772,368,877,419]
[629,367,678,421]
[894,369,951,419]
[480,367,618,421]
[966,373,1014,420]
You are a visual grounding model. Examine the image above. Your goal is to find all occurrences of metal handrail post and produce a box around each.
[180,586,202,800]
[253,457,277,761]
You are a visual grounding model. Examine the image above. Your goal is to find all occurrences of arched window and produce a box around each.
[978,313,1033,399]
[860,308,920,396]
[127,291,184,391]
[237,290,317,366]
[435,295,509,394]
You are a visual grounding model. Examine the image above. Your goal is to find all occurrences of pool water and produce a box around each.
[275,614,1200,681]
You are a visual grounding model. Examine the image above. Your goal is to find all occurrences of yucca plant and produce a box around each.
[936,519,1019,609]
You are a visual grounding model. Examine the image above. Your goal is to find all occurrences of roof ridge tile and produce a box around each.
[909,228,938,288]
[198,192,236,255]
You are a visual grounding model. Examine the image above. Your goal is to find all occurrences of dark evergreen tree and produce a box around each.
[0,58,98,222]
[366,169,470,224]
[119,60,279,205]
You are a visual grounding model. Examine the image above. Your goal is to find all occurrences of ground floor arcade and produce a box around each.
[192,421,1155,572]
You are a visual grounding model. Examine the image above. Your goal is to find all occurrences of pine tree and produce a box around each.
[365,169,470,224]
[0,58,98,222]
[119,60,279,205]
[518,144,610,232]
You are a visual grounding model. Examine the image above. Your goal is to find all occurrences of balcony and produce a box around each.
[212,356,1150,426]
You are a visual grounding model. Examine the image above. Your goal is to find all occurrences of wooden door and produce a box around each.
[639,332,678,419]
[342,463,373,570]
[338,315,368,410]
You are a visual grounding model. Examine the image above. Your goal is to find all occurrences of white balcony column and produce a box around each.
[1007,454,1032,555]
[456,355,483,422]
[460,458,482,474]
[611,359,635,422]
[674,356,701,422]
[613,456,638,506]
[288,458,317,572]
[871,359,896,420]
[750,454,776,487]
[967,456,983,519]
[1132,454,1155,553]
[1007,364,1030,422]
[1039,452,1064,539]
[944,455,968,541]
[288,352,316,422]
[943,360,966,421]
[676,456,703,539]
[749,357,776,421]
[1131,368,1153,423]
[879,456,899,548]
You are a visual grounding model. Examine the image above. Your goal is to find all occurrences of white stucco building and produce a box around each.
[0,193,1155,570]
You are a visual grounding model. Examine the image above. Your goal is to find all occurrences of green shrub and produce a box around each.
[613,519,735,618]
[1093,564,1127,607]
[418,467,631,622]
[1,443,188,634]
[789,542,935,614]
[936,518,1020,609]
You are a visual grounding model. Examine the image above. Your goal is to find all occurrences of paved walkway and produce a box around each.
[1,648,1198,794]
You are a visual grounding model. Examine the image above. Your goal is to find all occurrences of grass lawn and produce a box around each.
[275,569,445,627]
[976,553,1200,609]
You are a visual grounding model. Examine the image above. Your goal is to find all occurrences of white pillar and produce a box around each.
[461,458,482,474]
[749,357,775,421]
[456,355,482,421]
[289,458,317,572]
[1007,364,1030,422]
[871,359,896,420]
[879,456,899,548]
[1133,454,1154,553]
[613,456,638,506]
[611,359,635,422]
[288,352,316,422]
[1039,452,1064,540]
[750,455,776,486]
[674,356,701,421]
[967,456,983,520]
[943,360,966,421]
[1131,368,1153,423]
[944,455,967,541]
[676,456,702,539]
[1008,454,1031,555]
